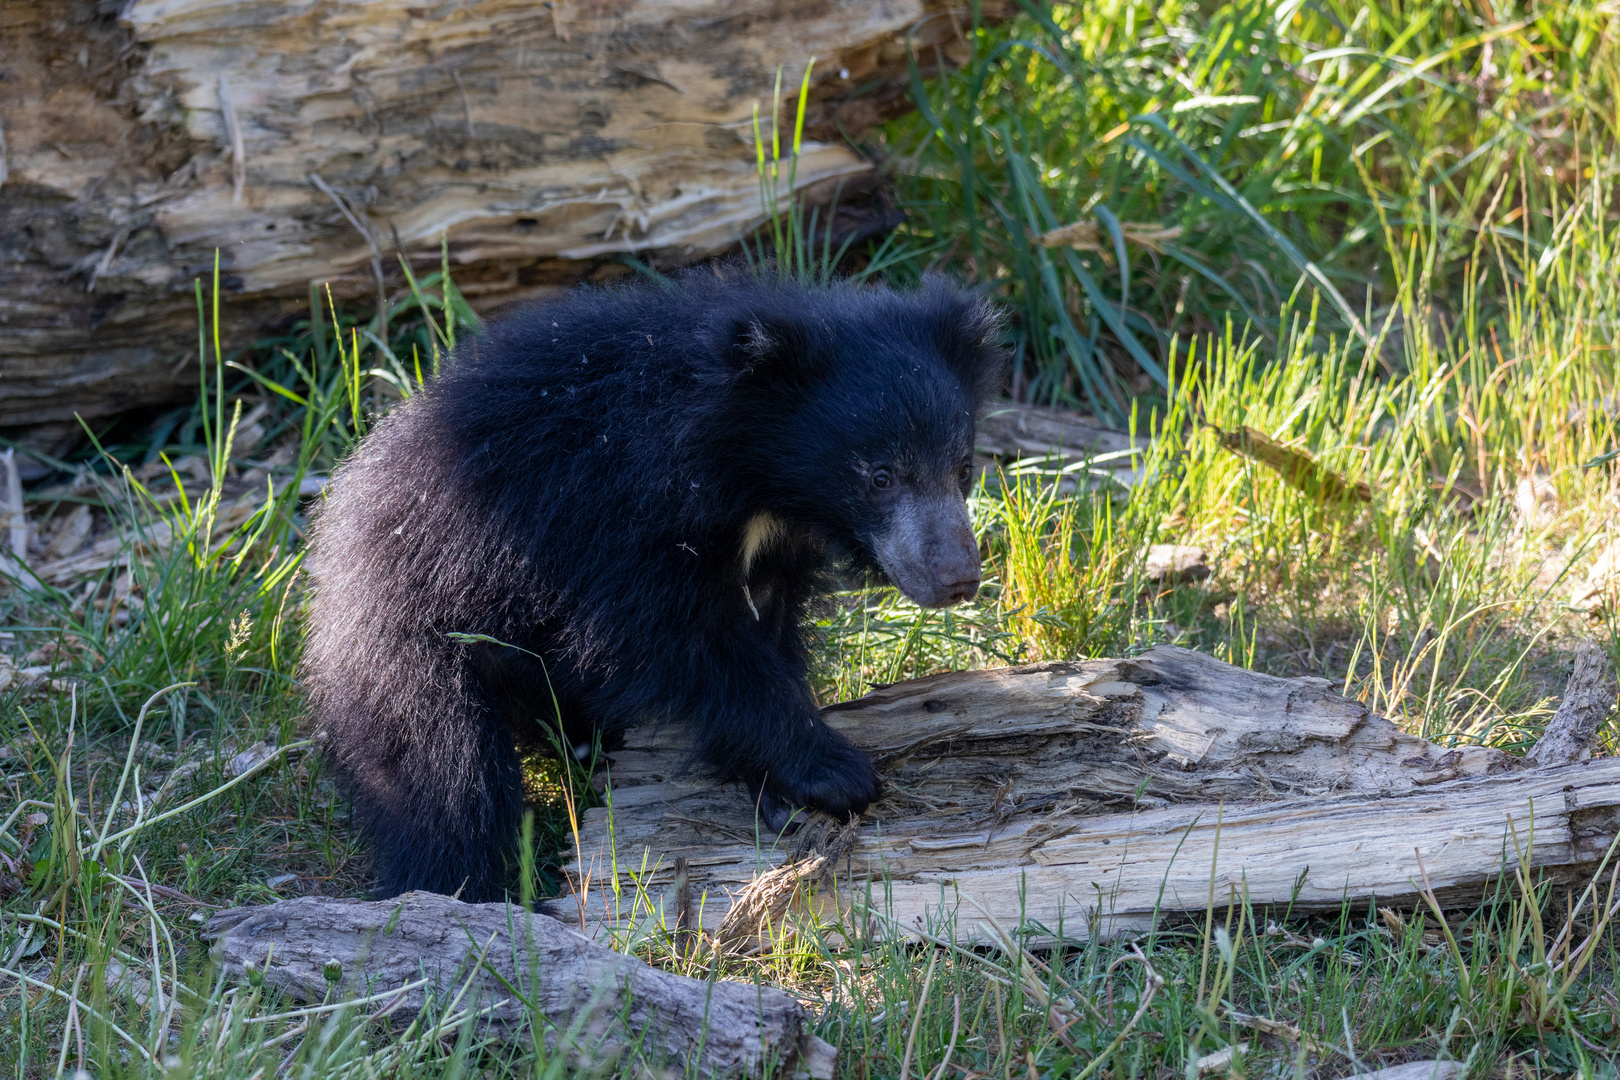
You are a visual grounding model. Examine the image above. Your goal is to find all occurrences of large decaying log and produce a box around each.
[203,647,1615,1056]
[2,0,1009,430]
[205,892,836,1079]
[539,645,1620,944]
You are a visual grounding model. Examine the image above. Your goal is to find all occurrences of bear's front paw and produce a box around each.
[761,734,880,831]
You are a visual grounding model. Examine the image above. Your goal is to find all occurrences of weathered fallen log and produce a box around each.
[540,645,1620,945]
[204,892,836,1079]
[974,402,1145,490]
[3,0,1011,430]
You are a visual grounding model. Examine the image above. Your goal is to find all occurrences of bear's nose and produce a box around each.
[941,573,980,604]
[932,524,982,605]
[935,564,981,604]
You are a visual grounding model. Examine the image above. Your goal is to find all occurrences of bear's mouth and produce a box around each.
[871,493,982,609]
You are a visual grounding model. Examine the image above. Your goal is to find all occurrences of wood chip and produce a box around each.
[1143,544,1209,584]
[1349,1062,1463,1080]
[1194,1043,1246,1074]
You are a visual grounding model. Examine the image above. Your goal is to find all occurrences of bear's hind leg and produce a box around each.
[333,700,525,902]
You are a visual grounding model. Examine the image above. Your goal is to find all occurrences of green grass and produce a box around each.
[6,0,1620,1073]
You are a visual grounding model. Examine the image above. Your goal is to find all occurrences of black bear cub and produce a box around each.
[303,272,1005,901]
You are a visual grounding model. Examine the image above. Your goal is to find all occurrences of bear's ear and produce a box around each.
[723,313,830,388]
[927,280,1008,407]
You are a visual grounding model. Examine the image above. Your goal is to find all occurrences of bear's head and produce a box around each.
[722,278,1007,609]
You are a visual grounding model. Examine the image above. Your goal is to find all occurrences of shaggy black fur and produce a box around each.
[303,273,1005,900]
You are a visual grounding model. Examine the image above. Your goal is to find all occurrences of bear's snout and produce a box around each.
[874,495,983,609]
[937,564,981,605]
[933,533,982,604]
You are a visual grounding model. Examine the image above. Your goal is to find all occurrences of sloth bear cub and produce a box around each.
[303,273,1005,901]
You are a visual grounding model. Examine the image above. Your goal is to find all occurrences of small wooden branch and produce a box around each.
[545,646,1620,946]
[205,892,835,1079]
[1527,639,1618,768]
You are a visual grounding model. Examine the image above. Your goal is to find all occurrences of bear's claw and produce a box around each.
[754,732,880,835]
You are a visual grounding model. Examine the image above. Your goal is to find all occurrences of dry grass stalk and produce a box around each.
[1,449,25,580]
[1034,220,1184,254]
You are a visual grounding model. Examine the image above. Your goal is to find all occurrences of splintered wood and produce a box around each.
[541,645,1620,945]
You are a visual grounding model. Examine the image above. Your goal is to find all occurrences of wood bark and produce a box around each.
[540,645,1620,945]
[204,891,836,1079]
[1,0,1010,431]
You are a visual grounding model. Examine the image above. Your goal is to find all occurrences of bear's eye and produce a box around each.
[871,468,893,490]
[958,461,973,483]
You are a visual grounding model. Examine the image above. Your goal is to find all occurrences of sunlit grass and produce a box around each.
[817,153,1620,769]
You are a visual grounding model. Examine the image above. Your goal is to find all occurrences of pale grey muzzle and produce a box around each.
[872,494,982,609]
